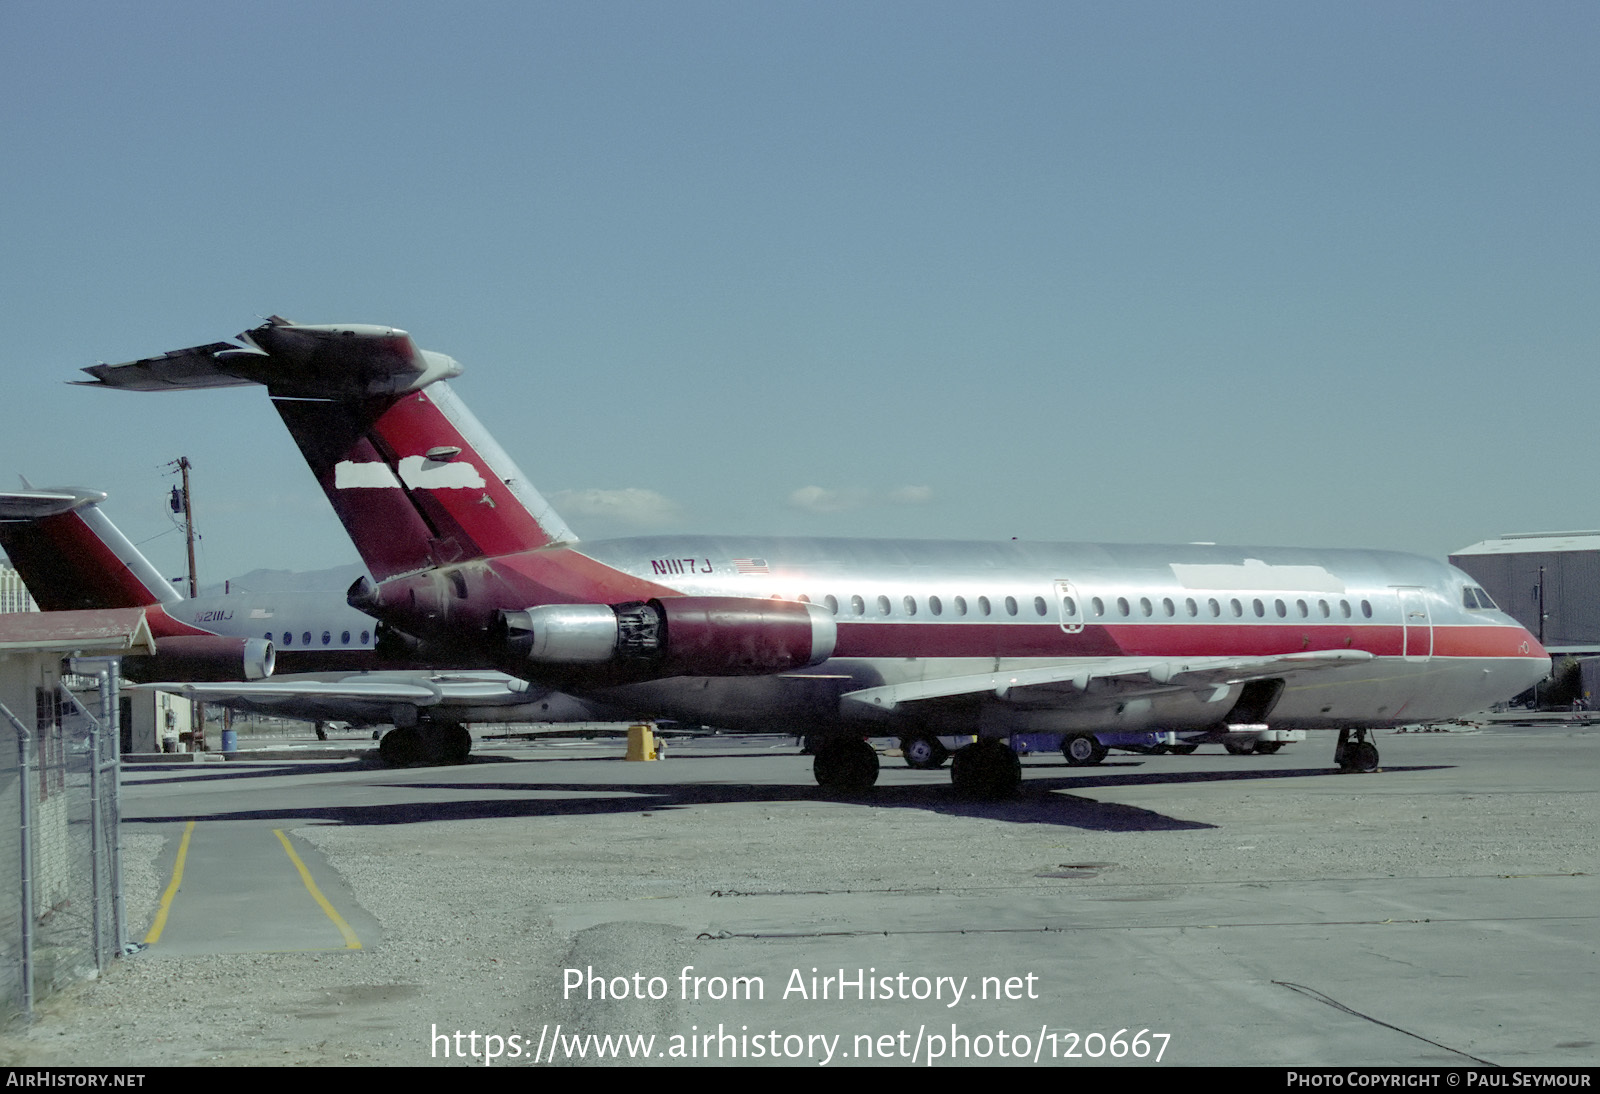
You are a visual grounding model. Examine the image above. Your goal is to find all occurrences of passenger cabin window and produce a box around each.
[953,596,967,616]
[1004,596,1018,616]
[903,596,917,616]
[1062,596,1078,617]
[1274,599,1287,618]
[1185,598,1198,617]
[1318,599,1330,617]
[1033,596,1047,616]
[1138,597,1152,617]
[1092,597,1105,617]
[978,596,992,616]
[1116,597,1130,617]
[1230,598,1243,618]
[1208,598,1221,617]
[282,632,292,646]
[360,630,371,644]
[1163,597,1176,617]
[1339,600,1352,618]
[929,595,942,616]
[824,595,838,615]
[851,595,866,616]
[876,595,891,616]
[341,631,351,644]
[322,631,332,645]
[1360,600,1373,618]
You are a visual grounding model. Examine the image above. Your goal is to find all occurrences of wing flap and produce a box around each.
[839,649,1374,719]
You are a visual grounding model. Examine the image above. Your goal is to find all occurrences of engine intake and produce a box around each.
[499,597,836,677]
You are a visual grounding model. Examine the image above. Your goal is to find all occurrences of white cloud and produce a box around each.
[787,485,934,513]
[551,488,682,526]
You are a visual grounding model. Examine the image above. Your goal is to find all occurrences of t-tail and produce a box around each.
[0,486,274,680]
[0,486,182,611]
[78,317,577,583]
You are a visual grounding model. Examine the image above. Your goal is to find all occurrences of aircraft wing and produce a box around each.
[75,317,461,399]
[136,678,452,706]
[838,649,1375,719]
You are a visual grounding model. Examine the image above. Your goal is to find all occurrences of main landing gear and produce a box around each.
[813,737,880,790]
[1333,727,1380,773]
[378,723,473,765]
[811,735,1022,798]
[950,739,1021,799]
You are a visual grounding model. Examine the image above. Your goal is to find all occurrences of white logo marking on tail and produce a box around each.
[334,458,487,490]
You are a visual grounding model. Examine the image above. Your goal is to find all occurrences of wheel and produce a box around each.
[433,724,472,764]
[1223,738,1256,755]
[813,738,880,790]
[951,740,1021,798]
[1062,733,1108,766]
[1253,741,1283,755]
[378,726,419,765]
[901,735,949,770]
[1167,743,1199,755]
[1350,740,1379,772]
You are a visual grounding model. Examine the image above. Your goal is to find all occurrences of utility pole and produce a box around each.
[170,457,198,598]
[168,458,204,750]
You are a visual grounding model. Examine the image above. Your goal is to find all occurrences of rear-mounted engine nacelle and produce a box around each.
[123,636,276,683]
[498,597,837,676]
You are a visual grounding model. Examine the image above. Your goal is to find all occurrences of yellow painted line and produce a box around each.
[273,829,362,950]
[144,820,195,944]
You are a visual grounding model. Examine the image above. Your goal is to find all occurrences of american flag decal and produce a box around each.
[732,558,770,575]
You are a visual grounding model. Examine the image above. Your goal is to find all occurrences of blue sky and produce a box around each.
[1,1,1594,586]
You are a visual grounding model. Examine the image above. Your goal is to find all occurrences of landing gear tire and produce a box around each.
[1253,742,1283,755]
[1348,740,1379,772]
[1062,733,1108,766]
[951,740,1021,799]
[1334,729,1380,772]
[1167,743,1199,755]
[378,724,472,765]
[813,738,879,791]
[1223,738,1256,755]
[901,735,949,770]
[378,726,419,765]
[434,724,473,764]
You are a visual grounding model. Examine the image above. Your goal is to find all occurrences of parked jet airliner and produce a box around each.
[78,318,1550,794]
[0,485,604,760]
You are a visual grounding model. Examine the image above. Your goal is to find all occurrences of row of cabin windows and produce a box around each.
[266,629,373,648]
[1072,595,1374,621]
[804,594,1049,619]
[795,592,1376,621]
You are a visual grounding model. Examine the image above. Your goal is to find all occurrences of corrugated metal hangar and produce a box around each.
[1451,531,1600,656]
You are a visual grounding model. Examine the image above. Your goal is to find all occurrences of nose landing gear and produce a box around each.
[1334,727,1380,773]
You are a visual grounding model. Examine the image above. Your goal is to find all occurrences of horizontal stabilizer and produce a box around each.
[0,487,106,521]
[76,317,462,399]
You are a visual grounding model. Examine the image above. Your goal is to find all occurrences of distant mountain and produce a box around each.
[200,562,369,596]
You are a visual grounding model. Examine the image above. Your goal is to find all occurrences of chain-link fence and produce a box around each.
[0,669,126,1024]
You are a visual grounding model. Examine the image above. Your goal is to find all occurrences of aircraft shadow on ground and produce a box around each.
[122,754,1451,833]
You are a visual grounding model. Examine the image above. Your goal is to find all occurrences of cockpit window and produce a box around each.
[1463,586,1499,611]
